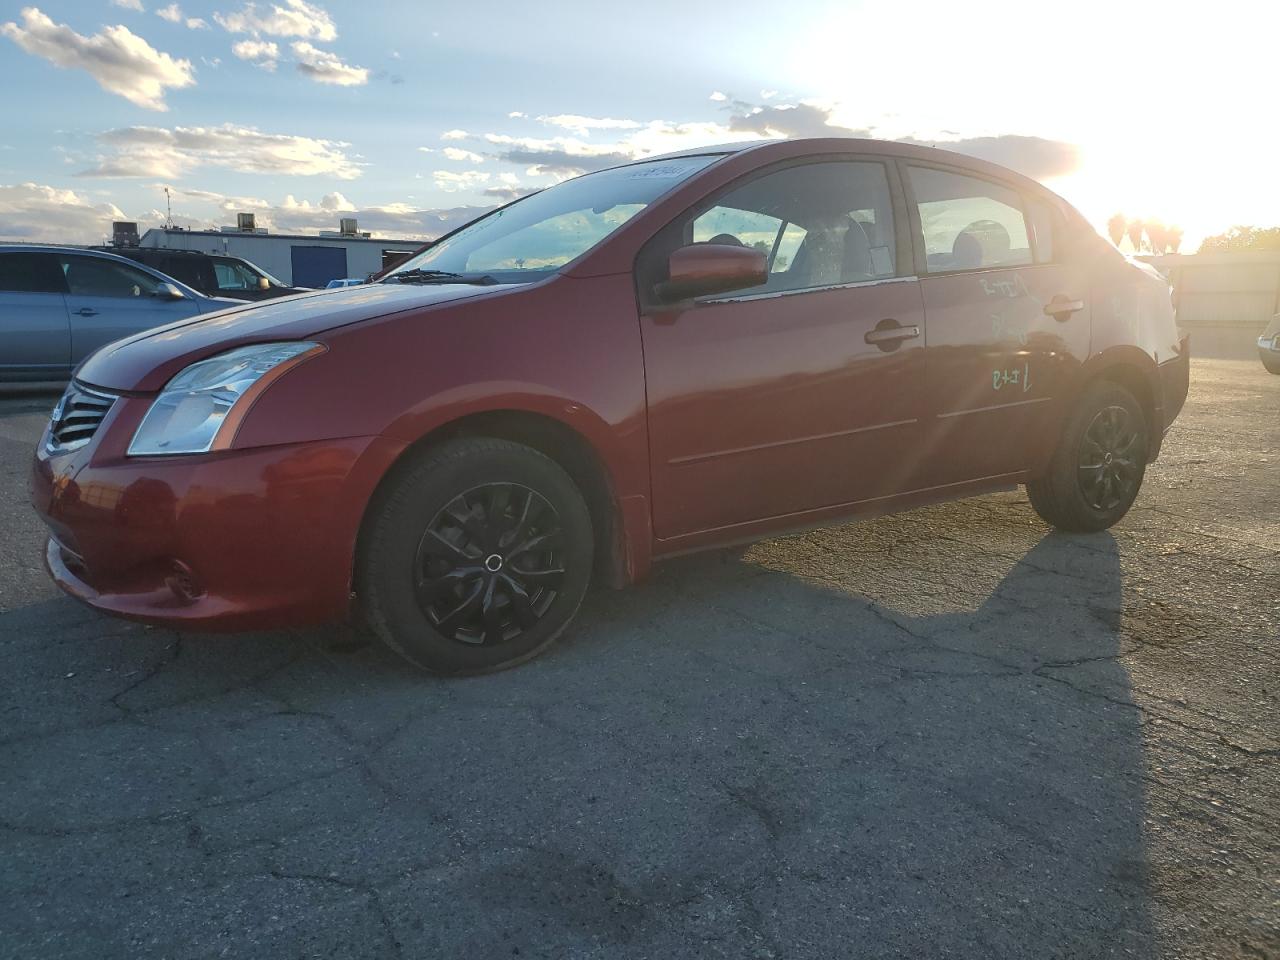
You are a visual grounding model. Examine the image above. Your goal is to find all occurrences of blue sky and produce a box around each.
[0,0,1272,249]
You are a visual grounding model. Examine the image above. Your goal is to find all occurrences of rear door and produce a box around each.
[59,254,203,363]
[902,163,1091,484]
[0,252,72,381]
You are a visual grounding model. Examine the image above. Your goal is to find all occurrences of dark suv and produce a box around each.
[94,248,307,301]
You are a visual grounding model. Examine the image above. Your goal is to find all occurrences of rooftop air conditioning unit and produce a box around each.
[237,212,256,231]
[111,221,139,247]
[339,217,358,236]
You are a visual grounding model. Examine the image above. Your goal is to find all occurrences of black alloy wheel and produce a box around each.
[358,437,594,675]
[1026,380,1149,533]
[1076,405,1143,512]
[415,483,565,646]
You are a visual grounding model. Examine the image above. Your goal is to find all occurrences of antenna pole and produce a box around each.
[165,186,173,229]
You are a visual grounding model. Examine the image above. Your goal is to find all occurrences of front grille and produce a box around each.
[46,383,116,453]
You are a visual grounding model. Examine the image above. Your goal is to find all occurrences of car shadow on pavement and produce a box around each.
[0,513,1155,959]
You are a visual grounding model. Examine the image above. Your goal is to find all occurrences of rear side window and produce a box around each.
[0,252,68,293]
[909,167,1032,272]
[161,256,206,288]
[1027,196,1059,263]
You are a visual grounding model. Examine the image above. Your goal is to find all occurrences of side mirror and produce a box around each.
[655,243,767,303]
[156,282,185,300]
[257,276,271,290]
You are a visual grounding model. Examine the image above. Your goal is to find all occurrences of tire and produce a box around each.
[1261,353,1280,375]
[357,437,593,675]
[1027,381,1149,533]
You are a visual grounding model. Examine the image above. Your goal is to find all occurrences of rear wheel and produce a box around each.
[1261,353,1280,375]
[1027,381,1149,533]
[358,438,593,674]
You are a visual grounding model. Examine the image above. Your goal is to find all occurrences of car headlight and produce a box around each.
[128,341,324,456]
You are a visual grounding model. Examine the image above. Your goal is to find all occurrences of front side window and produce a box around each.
[60,256,166,298]
[681,160,897,296]
[909,167,1032,272]
[213,258,261,290]
[0,253,67,293]
[384,155,721,284]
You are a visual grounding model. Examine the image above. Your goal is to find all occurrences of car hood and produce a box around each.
[76,282,519,393]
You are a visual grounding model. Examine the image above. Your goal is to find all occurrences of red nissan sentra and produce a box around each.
[30,138,1189,674]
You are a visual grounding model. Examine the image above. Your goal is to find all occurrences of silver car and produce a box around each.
[0,245,238,383]
[1259,314,1280,375]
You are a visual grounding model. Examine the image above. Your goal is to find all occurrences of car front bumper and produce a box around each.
[30,392,405,631]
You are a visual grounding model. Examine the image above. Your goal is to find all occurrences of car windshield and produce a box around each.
[383,155,722,285]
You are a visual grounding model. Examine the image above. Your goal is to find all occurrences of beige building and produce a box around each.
[1143,250,1280,359]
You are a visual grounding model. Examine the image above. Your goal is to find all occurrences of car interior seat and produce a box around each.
[952,219,1010,270]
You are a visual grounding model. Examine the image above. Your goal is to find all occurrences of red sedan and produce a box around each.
[30,138,1189,673]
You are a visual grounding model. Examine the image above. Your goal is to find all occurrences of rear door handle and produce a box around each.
[865,323,920,347]
[1044,296,1084,320]
[73,308,98,317]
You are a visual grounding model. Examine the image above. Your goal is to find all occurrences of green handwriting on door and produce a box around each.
[992,363,1032,392]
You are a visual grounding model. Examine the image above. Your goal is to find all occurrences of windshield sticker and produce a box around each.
[625,164,693,179]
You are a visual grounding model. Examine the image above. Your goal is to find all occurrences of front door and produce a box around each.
[640,158,928,542]
[59,254,203,364]
[903,164,1091,484]
[0,252,71,381]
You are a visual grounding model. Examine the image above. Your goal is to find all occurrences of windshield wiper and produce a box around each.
[387,269,499,285]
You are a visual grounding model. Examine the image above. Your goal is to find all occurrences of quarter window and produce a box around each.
[684,160,897,295]
[909,167,1032,272]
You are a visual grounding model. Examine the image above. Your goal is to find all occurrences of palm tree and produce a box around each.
[1107,213,1126,246]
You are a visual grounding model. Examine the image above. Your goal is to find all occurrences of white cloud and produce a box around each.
[213,0,336,40]
[79,124,362,179]
[507,110,525,118]
[0,181,125,244]
[442,146,484,163]
[231,38,277,69]
[290,40,366,85]
[416,146,435,154]
[709,91,727,101]
[111,0,145,10]
[432,169,489,192]
[440,129,468,140]
[1,7,195,111]
[156,3,208,27]
[537,114,643,137]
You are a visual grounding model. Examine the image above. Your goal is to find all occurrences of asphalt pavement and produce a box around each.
[1,359,1276,959]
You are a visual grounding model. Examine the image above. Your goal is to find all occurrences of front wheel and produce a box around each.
[1027,381,1149,533]
[357,438,593,675]
[1261,352,1280,375]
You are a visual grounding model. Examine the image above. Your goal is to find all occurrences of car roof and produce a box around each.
[641,136,1055,196]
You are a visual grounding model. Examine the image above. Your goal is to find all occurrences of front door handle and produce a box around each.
[865,321,921,350]
[1044,296,1084,321]
[73,308,98,317]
